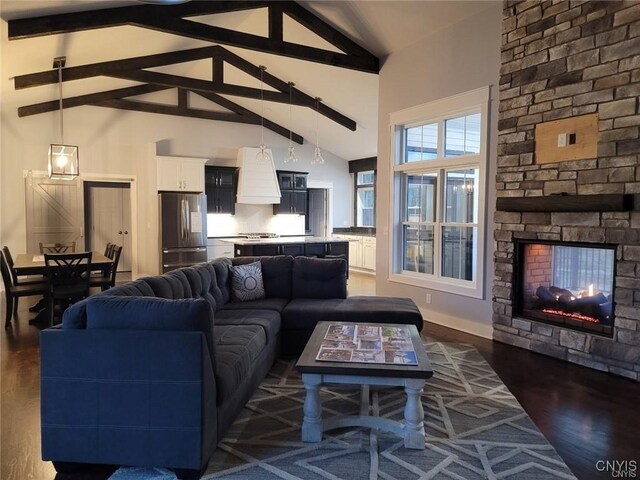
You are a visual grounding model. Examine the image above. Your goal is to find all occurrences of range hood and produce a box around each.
[235,147,281,204]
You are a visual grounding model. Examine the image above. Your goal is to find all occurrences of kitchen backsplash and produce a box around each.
[207,204,305,237]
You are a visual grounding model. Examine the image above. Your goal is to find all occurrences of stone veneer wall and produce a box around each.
[494,0,640,380]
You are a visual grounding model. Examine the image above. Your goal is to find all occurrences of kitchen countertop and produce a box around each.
[221,236,356,245]
[332,227,376,237]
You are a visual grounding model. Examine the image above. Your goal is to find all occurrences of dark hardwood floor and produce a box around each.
[1,273,638,480]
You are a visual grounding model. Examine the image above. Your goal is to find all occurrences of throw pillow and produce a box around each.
[230,261,266,302]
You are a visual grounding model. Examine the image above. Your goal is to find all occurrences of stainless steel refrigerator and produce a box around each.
[159,193,208,273]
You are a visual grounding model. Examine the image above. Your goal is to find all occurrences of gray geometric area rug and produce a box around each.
[203,343,577,480]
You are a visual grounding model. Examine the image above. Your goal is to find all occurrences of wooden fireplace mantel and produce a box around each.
[496,193,640,212]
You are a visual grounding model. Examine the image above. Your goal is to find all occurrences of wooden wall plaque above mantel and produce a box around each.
[535,113,598,164]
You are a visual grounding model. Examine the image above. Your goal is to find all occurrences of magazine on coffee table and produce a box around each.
[315,324,418,365]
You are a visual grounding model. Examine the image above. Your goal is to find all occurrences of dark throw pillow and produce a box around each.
[229,261,266,302]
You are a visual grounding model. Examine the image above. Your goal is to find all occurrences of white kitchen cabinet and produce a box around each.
[362,237,376,270]
[157,156,205,192]
[334,234,376,271]
[207,239,235,260]
[348,235,363,268]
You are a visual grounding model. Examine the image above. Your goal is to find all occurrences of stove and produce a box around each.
[239,232,280,240]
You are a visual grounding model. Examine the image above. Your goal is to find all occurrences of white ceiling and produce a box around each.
[1,0,495,160]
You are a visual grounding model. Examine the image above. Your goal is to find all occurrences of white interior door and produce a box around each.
[89,185,132,272]
[25,174,84,253]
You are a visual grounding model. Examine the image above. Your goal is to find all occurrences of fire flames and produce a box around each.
[541,308,600,324]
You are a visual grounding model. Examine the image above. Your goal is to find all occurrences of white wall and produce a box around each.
[0,20,353,278]
[376,4,501,338]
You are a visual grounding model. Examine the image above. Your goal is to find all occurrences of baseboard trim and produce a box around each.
[349,267,375,276]
[419,307,493,340]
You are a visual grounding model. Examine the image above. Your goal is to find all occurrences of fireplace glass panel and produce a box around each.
[517,242,615,336]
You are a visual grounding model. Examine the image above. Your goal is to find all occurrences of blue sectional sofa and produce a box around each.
[40,255,423,479]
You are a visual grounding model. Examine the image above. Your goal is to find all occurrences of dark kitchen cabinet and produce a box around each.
[274,170,308,215]
[235,243,305,256]
[304,242,348,258]
[205,166,238,214]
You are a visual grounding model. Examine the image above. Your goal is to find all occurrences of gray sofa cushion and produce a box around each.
[232,256,294,299]
[282,296,423,331]
[291,257,347,299]
[222,297,289,314]
[138,274,186,299]
[214,324,267,404]
[194,263,225,309]
[211,258,232,305]
[215,309,281,344]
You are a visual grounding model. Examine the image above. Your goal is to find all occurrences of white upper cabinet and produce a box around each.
[157,156,205,192]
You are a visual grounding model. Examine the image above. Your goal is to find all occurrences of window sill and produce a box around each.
[388,272,484,299]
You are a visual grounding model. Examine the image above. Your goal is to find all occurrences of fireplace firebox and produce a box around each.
[514,240,616,337]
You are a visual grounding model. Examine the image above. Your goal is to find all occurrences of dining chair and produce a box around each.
[44,252,92,326]
[90,245,122,291]
[1,251,48,328]
[105,242,116,259]
[39,242,76,254]
[2,246,47,286]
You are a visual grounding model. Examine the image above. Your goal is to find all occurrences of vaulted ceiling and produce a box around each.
[1,1,495,160]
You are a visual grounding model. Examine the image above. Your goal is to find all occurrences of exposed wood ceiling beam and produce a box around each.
[14,46,356,131]
[14,46,223,89]
[192,90,304,144]
[8,1,379,74]
[8,2,271,38]
[17,84,171,117]
[18,82,305,144]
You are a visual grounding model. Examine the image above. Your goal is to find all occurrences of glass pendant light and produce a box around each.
[48,56,79,180]
[255,65,272,162]
[311,97,325,165]
[284,81,298,163]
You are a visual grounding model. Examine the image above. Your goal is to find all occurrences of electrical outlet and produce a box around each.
[425,293,432,304]
[557,133,567,147]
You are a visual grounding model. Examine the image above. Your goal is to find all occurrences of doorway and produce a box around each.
[307,188,328,237]
[84,182,132,272]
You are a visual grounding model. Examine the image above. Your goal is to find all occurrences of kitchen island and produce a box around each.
[223,236,352,260]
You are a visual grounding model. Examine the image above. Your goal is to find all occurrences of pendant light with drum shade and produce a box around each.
[255,65,272,163]
[48,56,79,180]
[311,97,325,165]
[284,81,298,164]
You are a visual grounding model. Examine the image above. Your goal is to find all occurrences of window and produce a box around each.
[356,170,375,227]
[389,88,489,298]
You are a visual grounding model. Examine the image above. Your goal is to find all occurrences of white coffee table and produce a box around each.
[295,321,433,449]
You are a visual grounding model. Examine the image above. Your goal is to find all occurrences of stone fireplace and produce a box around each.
[495,1,640,381]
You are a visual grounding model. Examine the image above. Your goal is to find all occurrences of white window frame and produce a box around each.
[355,170,375,227]
[387,87,489,299]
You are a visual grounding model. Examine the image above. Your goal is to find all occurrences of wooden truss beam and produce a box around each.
[8,1,379,74]
[17,84,171,117]
[14,46,356,131]
[18,83,304,144]
[14,46,222,90]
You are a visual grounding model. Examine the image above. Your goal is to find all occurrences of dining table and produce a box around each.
[13,251,113,276]
[12,251,114,324]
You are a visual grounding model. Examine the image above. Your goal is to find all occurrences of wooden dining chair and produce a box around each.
[105,242,116,259]
[39,242,76,254]
[1,251,48,328]
[90,245,122,291]
[44,252,92,326]
[2,246,47,286]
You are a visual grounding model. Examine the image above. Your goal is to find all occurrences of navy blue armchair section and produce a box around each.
[41,329,216,474]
